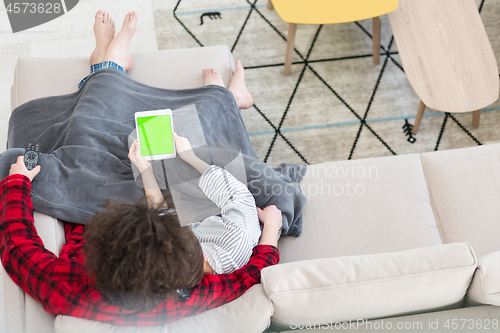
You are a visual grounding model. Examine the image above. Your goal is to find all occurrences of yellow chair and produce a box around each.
[268,0,399,76]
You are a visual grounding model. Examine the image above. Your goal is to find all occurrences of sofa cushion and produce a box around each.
[466,250,500,306]
[261,242,477,329]
[421,144,500,258]
[54,284,272,333]
[278,153,443,263]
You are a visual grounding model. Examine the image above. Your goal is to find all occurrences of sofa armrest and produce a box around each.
[3,212,65,333]
[3,266,24,333]
[10,46,235,109]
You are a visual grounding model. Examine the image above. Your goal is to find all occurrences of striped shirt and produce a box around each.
[189,165,261,274]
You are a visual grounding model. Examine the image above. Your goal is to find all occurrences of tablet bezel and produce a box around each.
[134,109,176,161]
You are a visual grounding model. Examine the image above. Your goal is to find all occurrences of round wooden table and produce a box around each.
[388,0,499,133]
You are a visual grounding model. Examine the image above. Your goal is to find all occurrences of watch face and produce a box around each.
[26,151,36,160]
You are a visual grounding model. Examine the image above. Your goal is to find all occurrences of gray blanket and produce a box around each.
[0,69,307,236]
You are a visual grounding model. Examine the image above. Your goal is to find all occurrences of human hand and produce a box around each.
[173,133,197,163]
[9,156,41,182]
[257,205,282,247]
[128,139,151,172]
[257,205,282,232]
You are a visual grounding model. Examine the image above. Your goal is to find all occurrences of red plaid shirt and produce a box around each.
[0,174,279,326]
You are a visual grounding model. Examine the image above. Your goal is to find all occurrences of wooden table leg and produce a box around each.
[267,0,273,10]
[284,23,297,76]
[372,16,381,65]
[413,100,426,134]
[472,109,481,128]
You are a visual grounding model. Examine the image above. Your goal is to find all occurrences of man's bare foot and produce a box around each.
[90,10,115,65]
[203,68,225,87]
[228,60,253,109]
[103,11,138,72]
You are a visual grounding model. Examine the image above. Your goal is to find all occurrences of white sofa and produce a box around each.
[4,45,500,333]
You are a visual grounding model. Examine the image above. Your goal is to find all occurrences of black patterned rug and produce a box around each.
[154,0,500,166]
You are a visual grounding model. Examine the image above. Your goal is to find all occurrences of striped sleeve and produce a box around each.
[196,166,262,274]
[198,165,256,216]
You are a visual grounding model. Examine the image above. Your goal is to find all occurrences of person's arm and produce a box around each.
[257,205,282,248]
[173,133,209,174]
[174,133,254,213]
[128,139,166,208]
[195,244,279,309]
[0,157,85,316]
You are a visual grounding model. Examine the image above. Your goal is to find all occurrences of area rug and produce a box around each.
[154,0,500,166]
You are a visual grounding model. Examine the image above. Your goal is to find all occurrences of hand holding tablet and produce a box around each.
[128,139,151,173]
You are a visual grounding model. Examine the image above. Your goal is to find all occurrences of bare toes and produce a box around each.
[95,10,104,20]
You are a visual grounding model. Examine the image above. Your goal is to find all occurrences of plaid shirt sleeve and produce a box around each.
[0,174,87,316]
[0,174,280,325]
[162,244,280,320]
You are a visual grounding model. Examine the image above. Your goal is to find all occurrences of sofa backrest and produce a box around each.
[278,153,443,262]
[421,144,500,258]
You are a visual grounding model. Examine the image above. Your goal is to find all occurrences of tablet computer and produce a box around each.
[134,109,176,160]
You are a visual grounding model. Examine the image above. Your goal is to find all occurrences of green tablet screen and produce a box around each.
[137,115,174,156]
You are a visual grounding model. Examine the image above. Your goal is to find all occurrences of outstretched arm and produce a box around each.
[128,139,166,209]
[174,132,257,219]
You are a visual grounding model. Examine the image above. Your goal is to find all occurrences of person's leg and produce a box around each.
[90,10,115,65]
[202,60,254,110]
[103,11,138,72]
[228,60,253,110]
[78,10,119,88]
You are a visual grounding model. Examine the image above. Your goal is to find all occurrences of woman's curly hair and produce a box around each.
[83,197,204,311]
